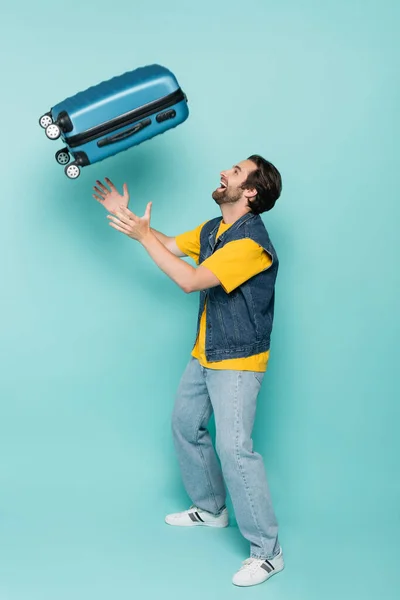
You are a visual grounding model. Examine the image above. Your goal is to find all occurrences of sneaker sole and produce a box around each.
[165,516,228,528]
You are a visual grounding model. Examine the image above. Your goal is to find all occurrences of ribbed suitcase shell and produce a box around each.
[41,64,189,177]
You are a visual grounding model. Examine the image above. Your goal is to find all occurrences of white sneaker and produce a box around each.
[165,505,229,528]
[232,548,284,587]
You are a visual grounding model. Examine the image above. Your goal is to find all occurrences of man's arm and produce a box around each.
[142,232,221,293]
[150,228,187,257]
[107,205,220,293]
[92,177,188,259]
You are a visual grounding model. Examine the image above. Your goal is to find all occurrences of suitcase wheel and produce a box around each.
[65,162,80,179]
[45,124,61,140]
[55,148,70,166]
[39,112,53,129]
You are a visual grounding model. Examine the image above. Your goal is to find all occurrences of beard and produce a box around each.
[212,185,243,205]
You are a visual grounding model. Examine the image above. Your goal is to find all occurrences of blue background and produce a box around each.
[0,1,399,598]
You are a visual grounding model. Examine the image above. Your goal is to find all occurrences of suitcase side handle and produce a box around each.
[97,118,152,148]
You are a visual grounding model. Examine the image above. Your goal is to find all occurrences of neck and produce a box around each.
[220,204,251,225]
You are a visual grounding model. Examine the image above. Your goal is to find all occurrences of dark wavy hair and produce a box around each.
[241,155,282,214]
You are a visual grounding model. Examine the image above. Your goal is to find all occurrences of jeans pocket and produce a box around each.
[253,371,265,385]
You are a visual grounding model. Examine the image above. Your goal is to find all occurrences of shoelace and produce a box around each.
[240,558,264,573]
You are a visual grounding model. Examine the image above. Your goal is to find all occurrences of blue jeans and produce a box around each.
[171,357,280,560]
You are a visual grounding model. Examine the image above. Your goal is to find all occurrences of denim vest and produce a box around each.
[195,212,279,362]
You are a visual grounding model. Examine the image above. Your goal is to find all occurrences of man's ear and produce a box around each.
[243,187,257,199]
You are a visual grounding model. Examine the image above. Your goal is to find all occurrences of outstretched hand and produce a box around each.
[107,203,153,243]
[93,178,130,213]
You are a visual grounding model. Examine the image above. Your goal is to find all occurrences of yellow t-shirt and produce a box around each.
[175,220,272,372]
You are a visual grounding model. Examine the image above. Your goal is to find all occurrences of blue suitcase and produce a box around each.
[39,64,189,179]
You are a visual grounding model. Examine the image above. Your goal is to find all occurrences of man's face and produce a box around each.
[212,159,256,205]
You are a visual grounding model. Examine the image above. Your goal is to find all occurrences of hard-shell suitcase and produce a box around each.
[39,64,189,179]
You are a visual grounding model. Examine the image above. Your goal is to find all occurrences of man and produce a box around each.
[92,155,283,588]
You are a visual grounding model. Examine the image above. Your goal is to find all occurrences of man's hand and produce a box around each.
[107,203,153,243]
[107,203,221,293]
[93,178,130,213]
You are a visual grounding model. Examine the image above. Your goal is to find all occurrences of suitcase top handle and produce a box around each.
[97,118,152,147]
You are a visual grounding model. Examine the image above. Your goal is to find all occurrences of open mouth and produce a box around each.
[216,179,227,192]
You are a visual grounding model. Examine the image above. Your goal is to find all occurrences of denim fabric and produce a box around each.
[194,212,279,362]
[171,357,281,559]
